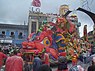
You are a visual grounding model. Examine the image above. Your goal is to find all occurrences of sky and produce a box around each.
[0,0,95,37]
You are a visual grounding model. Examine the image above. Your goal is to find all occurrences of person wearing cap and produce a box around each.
[87,57,95,71]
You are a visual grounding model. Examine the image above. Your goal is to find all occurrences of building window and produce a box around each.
[2,31,6,38]
[10,32,15,38]
[31,22,36,33]
[18,32,23,39]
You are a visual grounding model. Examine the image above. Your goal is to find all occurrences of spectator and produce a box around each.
[38,64,52,71]
[41,48,50,66]
[57,56,68,71]
[0,48,7,69]
[69,65,84,71]
[23,61,30,71]
[41,53,50,66]
[77,65,84,71]
[87,57,95,71]
[33,51,42,71]
[5,50,23,71]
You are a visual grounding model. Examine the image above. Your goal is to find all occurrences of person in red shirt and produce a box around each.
[43,53,50,66]
[41,48,50,66]
[5,50,23,71]
[0,48,7,69]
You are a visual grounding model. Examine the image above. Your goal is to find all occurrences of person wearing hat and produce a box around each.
[87,57,95,71]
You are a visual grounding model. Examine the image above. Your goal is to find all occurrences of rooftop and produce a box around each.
[0,23,28,30]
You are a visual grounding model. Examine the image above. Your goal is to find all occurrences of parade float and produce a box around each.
[21,0,93,64]
[21,15,91,64]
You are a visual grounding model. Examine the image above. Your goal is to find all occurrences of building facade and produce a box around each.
[0,24,28,46]
[28,10,49,35]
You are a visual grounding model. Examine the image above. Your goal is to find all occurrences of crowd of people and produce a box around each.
[0,45,52,71]
[0,45,95,71]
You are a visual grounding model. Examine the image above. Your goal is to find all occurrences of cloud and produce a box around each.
[0,0,81,23]
[0,0,31,24]
[0,0,95,37]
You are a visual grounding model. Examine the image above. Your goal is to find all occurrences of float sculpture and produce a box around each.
[22,16,90,64]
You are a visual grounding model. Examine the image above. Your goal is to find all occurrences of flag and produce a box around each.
[32,0,41,7]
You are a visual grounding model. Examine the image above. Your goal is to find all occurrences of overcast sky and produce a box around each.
[0,0,95,37]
